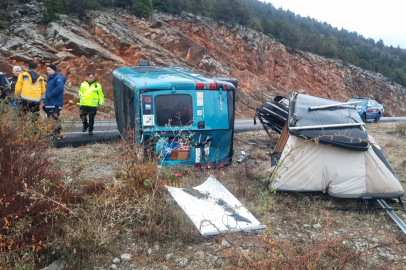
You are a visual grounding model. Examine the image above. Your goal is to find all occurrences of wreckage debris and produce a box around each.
[254,92,404,200]
[182,186,210,199]
[166,176,265,235]
[216,198,237,214]
[237,155,251,163]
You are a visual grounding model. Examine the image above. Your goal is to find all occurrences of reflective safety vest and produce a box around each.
[77,81,105,107]
[15,71,46,102]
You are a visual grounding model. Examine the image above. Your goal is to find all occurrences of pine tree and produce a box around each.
[376,39,385,50]
[132,0,153,18]
[42,0,65,23]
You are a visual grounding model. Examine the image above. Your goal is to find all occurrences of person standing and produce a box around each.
[0,71,11,100]
[78,73,104,135]
[44,64,66,135]
[8,66,22,94]
[14,62,46,115]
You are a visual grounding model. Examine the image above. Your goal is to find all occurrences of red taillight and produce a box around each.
[195,164,202,169]
[196,82,217,90]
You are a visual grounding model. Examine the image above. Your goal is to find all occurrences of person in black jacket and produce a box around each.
[0,72,11,100]
[8,66,22,94]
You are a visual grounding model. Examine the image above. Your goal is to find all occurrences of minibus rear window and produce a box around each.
[155,94,193,126]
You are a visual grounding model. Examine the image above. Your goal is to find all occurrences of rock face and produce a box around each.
[1,4,405,117]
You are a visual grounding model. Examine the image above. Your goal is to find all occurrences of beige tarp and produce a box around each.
[271,135,404,198]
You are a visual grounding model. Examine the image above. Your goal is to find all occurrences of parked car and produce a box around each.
[348,97,384,122]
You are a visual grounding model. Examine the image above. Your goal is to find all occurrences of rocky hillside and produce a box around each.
[1,3,406,117]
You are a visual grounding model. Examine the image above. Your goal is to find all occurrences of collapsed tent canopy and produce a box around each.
[271,135,404,199]
[255,92,404,199]
[289,93,369,151]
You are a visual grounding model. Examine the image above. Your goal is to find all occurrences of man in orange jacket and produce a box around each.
[14,62,46,114]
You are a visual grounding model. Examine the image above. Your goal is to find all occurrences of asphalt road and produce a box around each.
[54,117,406,148]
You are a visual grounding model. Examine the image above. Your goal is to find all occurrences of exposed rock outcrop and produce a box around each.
[0,4,405,117]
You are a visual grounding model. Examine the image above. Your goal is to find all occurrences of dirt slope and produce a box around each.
[1,4,405,117]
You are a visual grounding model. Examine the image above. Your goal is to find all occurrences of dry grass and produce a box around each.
[252,151,270,161]
[0,101,67,269]
[386,123,406,136]
[368,122,406,183]
[9,123,406,269]
[40,138,202,269]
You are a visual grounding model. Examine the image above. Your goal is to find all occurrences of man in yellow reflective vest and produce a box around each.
[77,73,104,135]
[14,62,46,115]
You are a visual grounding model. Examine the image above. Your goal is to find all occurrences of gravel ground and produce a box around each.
[48,123,406,269]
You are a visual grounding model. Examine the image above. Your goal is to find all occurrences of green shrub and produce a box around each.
[0,21,8,30]
[132,0,153,18]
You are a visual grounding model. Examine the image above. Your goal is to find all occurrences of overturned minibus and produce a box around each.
[112,62,238,166]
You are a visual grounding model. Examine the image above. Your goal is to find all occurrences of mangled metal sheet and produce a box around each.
[165,176,266,236]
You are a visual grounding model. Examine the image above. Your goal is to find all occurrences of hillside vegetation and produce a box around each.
[1,0,405,88]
